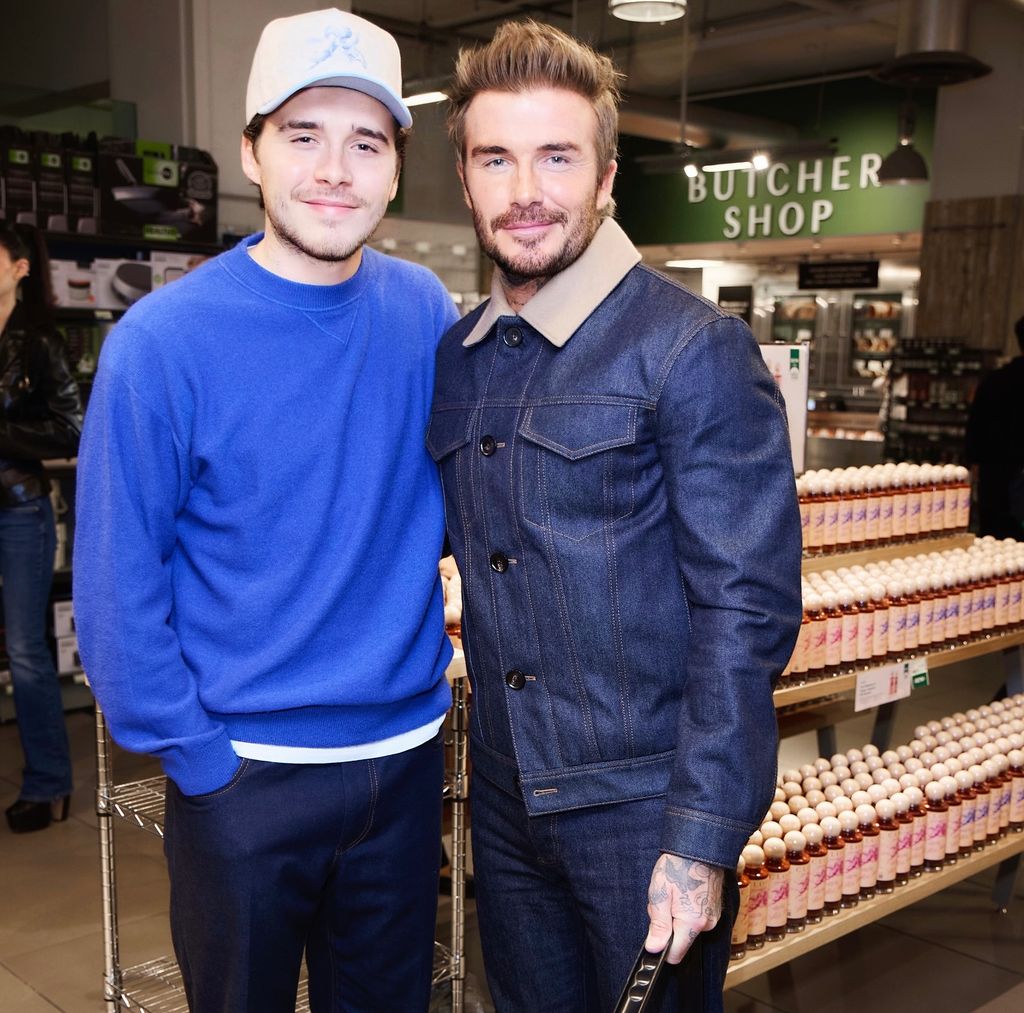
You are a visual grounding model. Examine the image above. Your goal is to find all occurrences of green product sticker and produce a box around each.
[142,158,179,187]
[143,224,181,241]
[41,153,61,169]
[8,149,30,165]
[912,671,930,689]
[71,156,93,172]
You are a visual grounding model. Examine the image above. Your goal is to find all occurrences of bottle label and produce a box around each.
[731,886,749,946]
[809,502,825,548]
[959,592,973,636]
[826,616,843,666]
[920,601,933,644]
[857,614,874,661]
[873,610,889,656]
[747,878,768,936]
[788,863,810,920]
[860,837,879,887]
[880,497,894,539]
[896,822,913,873]
[767,873,789,927]
[911,816,927,865]
[878,830,897,881]
[808,855,827,911]
[946,806,961,853]
[842,839,861,895]
[975,794,990,841]
[1012,779,1024,824]
[809,621,827,670]
[825,502,839,543]
[925,810,946,861]
[825,849,843,902]
[1001,784,1012,828]
[893,492,908,535]
[988,791,1001,835]
[842,614,858,662]
[996,587,1009,627]
[960,797,976,849]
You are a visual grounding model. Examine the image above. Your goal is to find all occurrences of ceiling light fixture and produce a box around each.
[877,102,928,185]
[404,90,448,107]
[701,159,755,173]
[609,0,687,23]
[665,259,723,269]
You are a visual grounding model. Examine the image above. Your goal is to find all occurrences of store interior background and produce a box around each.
[2,1,1024,1011]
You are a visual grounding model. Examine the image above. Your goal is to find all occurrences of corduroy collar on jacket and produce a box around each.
[462,217,642,349]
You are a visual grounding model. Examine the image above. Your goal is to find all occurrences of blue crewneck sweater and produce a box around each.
[74,237,458,795]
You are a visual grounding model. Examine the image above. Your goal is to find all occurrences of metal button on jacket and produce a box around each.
[503,326,524,347]
[479,434,497,456]
[489,552,509,573]
[505,669,526,690]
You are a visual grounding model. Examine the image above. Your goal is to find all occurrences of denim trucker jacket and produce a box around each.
[428,219,802,868]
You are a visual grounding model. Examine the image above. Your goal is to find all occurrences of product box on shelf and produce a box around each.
[64,137,99,233]
[151,249,210,289]
[50,258,98,308]
[98,138,217,244]
[56,634,82,676]
[0,126,35,224]
[53,600,76,639]
[33,132,68,230]
[91,258,153,310]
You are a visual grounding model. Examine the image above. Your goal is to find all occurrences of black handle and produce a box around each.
[612,934,672,1013]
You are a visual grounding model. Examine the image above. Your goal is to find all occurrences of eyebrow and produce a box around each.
[278,120,392,146]
[469,141,582,158]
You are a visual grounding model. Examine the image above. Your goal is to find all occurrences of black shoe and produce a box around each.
[5,795,71,833]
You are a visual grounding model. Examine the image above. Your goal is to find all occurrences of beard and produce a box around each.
[264,188,385,264]
[471,191,604,287]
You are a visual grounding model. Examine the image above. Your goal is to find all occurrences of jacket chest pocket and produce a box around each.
[427,408,477,524]
[518,402,638,542]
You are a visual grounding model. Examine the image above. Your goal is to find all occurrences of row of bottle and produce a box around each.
[729,696,1024,960]
[783,537,1024,682]
[798,462,970,555]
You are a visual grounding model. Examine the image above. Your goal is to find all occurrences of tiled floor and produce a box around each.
[0,647,1021,1011]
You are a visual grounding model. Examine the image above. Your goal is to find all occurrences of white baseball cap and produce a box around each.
[245,8,412,128]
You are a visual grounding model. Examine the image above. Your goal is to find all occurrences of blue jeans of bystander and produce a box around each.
[0,495,72,802]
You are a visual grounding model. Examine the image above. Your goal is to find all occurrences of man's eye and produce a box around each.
[292,135,316,144]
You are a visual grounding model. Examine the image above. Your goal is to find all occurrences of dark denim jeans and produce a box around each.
[163,732,444,1012]
[0,495,72,802]
[471,770,738,1013]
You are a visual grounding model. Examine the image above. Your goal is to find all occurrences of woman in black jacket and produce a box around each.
[0,222,83,832]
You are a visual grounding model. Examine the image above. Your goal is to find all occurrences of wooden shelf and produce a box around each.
[725,831,1024,988]
[802,533,973,573]
[774,626,1024,710]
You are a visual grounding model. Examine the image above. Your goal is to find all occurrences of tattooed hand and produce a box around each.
[644,853,724,964]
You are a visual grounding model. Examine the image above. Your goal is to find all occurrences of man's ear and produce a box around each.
[240,135,261,187]
[597,159,617,212]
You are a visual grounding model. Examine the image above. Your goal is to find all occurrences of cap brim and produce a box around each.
[254,72,412,128]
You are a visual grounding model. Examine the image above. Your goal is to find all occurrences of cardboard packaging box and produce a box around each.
[0,127,36,224]
[151,249,210,289]
[91,258,153,310]
[56,634,82,676]
[50,258,98,308]
[98,138,217,243]
[53,600,76,639]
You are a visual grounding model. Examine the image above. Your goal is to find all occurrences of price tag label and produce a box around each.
[855,661,913,712]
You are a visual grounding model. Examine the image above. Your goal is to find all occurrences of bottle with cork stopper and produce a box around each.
[838,809,862,909]
[870,582,890,661]
[763,837,790,944]
[955,768,977,855]
[741,844,769,949]
[730,856,749,961]
[803,823,827,924]
[820,815,844,916]
[891,791,913,886]
[805,592,827,680]
[1008,749,1024,831]
[969,763,991,850]
[923,781,948,871]
[886,579,908,660]
[838,587,859,669]
[784,830,810,933]
[905,785,926,876]
[856,803,880,899]
[874,798,898,894]
[822,589,843,675]
[939,773,961,865]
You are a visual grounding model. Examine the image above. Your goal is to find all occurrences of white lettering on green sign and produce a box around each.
[689,153,884,240]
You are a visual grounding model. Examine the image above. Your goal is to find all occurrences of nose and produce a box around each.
[314,145,352,188]
[511,163,541,207]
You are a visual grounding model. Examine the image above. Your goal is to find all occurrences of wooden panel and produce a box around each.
[917,194,1024,354]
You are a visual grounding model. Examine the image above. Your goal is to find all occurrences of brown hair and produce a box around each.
[446,19,622,175]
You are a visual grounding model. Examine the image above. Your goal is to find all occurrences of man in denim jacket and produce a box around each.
[430,20,802,1012]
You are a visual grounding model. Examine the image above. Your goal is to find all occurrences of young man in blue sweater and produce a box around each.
[74,10,458,1011]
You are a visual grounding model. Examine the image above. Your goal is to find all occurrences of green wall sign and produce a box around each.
[616,80,935,246]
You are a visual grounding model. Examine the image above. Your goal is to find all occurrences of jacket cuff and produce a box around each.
[160,731,241,797]
[659,805,754,869]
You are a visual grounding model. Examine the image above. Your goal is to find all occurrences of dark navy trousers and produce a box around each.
[163,732,444,1012]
